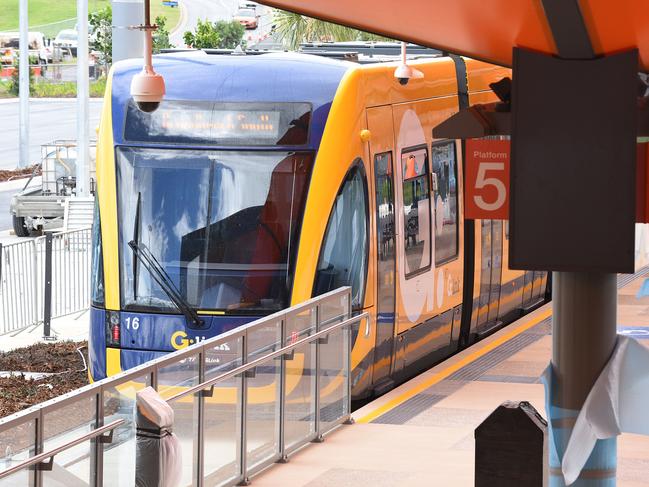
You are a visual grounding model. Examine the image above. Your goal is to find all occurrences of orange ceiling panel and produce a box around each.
[261,0,649,70]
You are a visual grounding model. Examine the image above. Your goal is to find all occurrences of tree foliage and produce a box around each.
[89,5,112,65]
[89,7,174,63]
[8,58,34,96]
[153,16,174,53]
[272,10,390,50]
[183,19,245,49]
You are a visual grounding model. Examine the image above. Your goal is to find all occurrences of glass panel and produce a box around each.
[431,141,459,264]
[247,321,281,360]
[314,165,368,309]
[284,309,317,450]
[318,325,348,434]
[42,395,97,486]
[402,147,431,276]
[319,293,349,330]
[117,148,313,314]
[91,200,105,307]
[374,152,396,376]
[157,355,200,487]
[103,374,150,487]
[245,355,280,470]
[203,337,243,487]
[0,419,36,487]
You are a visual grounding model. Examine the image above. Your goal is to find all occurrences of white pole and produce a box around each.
[76,0,89,196]
[18,0,29,169]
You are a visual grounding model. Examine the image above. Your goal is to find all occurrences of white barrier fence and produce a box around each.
[0,227,92,335]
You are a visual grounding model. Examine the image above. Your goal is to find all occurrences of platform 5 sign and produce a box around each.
[465,139,510,220]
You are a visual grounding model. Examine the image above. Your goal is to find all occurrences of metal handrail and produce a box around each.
[0,287,354,486]
[166,313,367,403]
[0,419,124,479]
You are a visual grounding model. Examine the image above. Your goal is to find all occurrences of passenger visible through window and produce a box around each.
[431,141,458,264]
[401,146,431,276]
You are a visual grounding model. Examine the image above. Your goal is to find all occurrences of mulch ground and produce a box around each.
[0,165,40,182]
[0,341,89,417]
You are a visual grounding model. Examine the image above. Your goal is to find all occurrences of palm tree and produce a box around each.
[272,10,389,50]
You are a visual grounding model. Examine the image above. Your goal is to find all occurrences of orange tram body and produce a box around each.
[89,47,548,401]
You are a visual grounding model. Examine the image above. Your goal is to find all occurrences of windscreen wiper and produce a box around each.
[128,240,203,328]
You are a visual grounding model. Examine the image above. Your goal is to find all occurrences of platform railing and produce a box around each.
[0,287,363,487]
[0,227,91,334]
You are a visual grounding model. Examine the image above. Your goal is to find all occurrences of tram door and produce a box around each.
[477,220,503,333]
[367,107,396,385]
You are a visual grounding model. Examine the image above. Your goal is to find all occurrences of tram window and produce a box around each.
[401,146,431,277]
[431,141,458,264]
[91,199,105,307]
[116,148,314,314]
[314,162,369,310]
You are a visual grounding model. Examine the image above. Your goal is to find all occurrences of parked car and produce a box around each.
[54,29,78,56]
[0,31,50,63]
[239,1,258,9]
[233,8,258,29]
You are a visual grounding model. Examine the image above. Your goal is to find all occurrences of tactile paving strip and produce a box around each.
[371,394,447,424]
[371,317,550,424]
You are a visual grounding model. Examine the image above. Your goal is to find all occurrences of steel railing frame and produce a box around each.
[0,287,360,487]
[0,226,92,335]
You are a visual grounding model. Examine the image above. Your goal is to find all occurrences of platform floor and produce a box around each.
[253,269,649,487]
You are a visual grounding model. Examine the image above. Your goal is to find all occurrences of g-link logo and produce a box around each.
[171,331,192,350]
[171,331,212,350]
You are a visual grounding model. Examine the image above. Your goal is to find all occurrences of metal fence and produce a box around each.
[0,227,92,334]
[0,287,363,487]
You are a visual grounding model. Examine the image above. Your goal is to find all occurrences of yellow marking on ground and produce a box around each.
[356,307,552,423]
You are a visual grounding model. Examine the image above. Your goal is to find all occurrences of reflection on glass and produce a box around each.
[103,375,150,487]
[0,420,35,487]
[203,338,243,486]
[42,396,96,486]
[314,166,368,309]
[402,148,431,275]
[117,148,313,314]
[246,356,280,470]
[284,309,317,449]
[431,141,458,264]
[318,326,347,433]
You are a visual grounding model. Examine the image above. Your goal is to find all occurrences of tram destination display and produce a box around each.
[125,100,311,146]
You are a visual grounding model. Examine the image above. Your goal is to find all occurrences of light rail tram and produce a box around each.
[89,45,549,401]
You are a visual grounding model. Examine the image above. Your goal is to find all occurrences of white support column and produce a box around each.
[18,0,29,169]
[76,0,89,196]
[112,0,144,63]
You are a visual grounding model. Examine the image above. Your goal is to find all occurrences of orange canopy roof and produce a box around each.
[260,0,649,70]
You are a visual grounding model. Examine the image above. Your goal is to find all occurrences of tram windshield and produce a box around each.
[116,148,313,314]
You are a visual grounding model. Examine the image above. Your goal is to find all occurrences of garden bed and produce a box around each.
[0,341,89,417]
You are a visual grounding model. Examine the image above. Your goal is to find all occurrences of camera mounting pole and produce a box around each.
[130,0,166,111]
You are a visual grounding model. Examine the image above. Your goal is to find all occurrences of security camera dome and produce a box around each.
[130,68,166,110]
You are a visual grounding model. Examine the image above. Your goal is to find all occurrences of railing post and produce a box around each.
[313,305,323,443]
[343,314,353,425]
[42,232,53,339]
[196,349,205,487]
[238,333,250,486]
[278,318,288,463]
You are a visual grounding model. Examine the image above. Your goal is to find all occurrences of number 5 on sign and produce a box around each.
[465,139,510,219]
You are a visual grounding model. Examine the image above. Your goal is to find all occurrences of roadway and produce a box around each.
[0,98,104,171]
[170,0,275,48]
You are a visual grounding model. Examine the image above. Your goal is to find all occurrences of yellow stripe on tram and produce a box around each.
[356,306,552,424]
